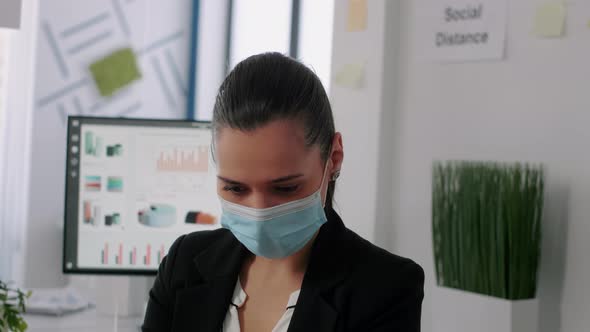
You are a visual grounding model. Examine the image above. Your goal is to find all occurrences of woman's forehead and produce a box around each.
[214,120,321,179]
[216,119,306,155]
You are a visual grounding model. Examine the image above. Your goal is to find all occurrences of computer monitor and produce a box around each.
[63,116,220,275]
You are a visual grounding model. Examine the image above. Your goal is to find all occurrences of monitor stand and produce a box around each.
[94,275,155,318]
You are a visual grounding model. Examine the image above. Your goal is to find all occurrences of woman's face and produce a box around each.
[215,119,343,208]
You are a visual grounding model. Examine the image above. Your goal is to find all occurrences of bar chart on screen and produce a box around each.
[156,145,209,173]
[93,241,169,269]
[157,245,165,264]
[129,246,137,265]
[144,244,151,266]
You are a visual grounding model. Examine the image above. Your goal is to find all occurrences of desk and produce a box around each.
[23,308,143,332]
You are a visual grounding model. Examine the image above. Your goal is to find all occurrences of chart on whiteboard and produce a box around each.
[34,0,193,123]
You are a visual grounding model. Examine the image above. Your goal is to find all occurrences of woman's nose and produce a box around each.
[244,193,274,209]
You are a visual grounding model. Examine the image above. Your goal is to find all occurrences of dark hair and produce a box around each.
[212,52,336,210]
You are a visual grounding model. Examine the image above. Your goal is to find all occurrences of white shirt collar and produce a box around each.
[231,279,300,309]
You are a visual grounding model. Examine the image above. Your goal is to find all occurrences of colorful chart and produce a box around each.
[99,243,167,267]
[84,175,101,192]
[137,204,176,228]
[83,200,101,226]
[106,144,123,157]
[185,211,217,225]
[144,244,151,266]
[100,242,109,265]
[104,213,121,226]
[84,131,103,157]
[156,146,208,172]
[107,176,123,192]
[129,247,137,265]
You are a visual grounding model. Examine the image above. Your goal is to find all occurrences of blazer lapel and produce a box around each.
[287,291,338,332]
[172,231,248,332]
[288,208,354,332]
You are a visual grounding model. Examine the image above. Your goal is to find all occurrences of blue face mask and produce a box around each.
[219,163,329,259]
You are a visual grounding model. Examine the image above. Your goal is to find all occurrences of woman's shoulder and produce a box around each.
[327,228,424,327]
[316,226,424,330]
[162,228,234,279]
[323,209,424,285]
[168,228,233,260]
[340,227,425,292]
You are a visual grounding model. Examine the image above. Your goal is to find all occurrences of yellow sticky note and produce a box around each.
[347,0,367,32]
[89,48,141,97]
[334,63,365,89]
[533,2,566,38]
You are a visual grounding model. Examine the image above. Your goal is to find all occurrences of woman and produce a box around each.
[142,53,424,332]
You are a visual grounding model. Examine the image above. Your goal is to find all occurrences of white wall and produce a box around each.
[331,0,588,331]
[392,1,590,331]
[330,0,401,251]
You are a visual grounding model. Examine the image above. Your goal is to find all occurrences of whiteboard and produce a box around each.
[34,0,193,123]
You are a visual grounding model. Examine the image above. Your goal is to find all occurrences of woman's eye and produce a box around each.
[274,185,299,193]
[223,185,247,194]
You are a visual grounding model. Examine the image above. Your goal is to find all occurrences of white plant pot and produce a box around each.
[431,286,539,332]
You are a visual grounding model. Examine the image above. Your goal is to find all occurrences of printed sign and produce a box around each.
[417,0,507,62]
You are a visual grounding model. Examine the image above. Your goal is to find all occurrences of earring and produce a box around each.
[331,170,340,181]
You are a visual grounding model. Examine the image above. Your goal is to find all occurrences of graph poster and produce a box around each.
[75,124,219,270]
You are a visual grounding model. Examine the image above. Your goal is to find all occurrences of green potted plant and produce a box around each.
[0,280,31,332]
[431,161,544,332]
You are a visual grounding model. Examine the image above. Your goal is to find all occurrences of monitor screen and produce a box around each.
[63,116,220,275]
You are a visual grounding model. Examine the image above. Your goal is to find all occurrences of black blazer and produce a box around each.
[142,208,425,332]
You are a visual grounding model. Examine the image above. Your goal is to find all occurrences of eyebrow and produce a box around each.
[217,174,304,185]
[270,174,304,183]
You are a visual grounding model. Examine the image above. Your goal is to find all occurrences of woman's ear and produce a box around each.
[330,132,344,179]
